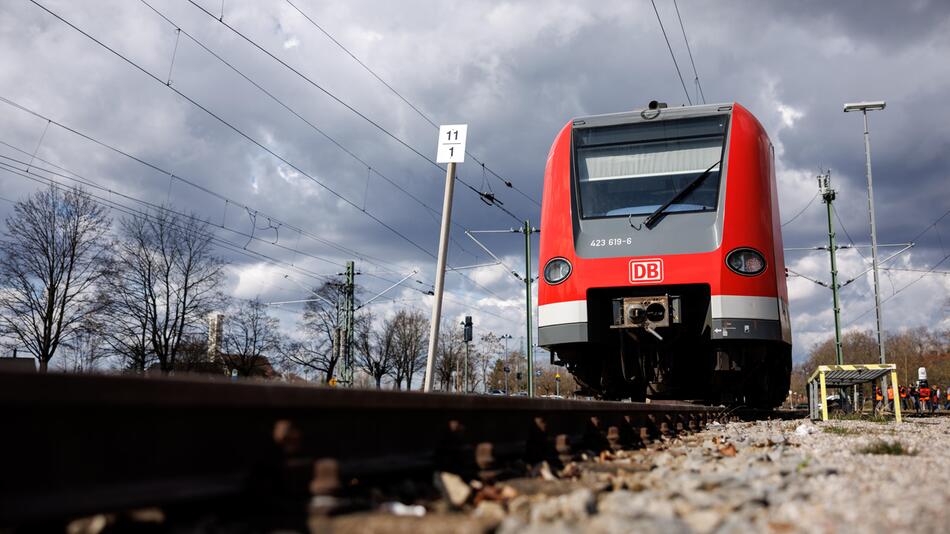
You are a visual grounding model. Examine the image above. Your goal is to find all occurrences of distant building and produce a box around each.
[207,313,224,362]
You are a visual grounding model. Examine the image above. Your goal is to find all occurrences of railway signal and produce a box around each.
[424,125,468,393]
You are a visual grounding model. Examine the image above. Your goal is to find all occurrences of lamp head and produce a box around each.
[843,101,886,112]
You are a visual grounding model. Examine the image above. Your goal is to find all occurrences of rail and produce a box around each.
[0,372,732,528]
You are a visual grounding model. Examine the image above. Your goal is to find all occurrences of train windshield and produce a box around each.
[574,115,727,219]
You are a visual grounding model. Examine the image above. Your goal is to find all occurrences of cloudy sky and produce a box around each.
[1,0,948,363]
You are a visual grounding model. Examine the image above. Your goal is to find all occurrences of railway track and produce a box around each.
[0,372,743,529]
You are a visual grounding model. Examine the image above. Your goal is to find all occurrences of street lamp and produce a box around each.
[843,100,888,389]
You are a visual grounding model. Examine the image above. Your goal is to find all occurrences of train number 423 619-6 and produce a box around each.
[590,237,632,247]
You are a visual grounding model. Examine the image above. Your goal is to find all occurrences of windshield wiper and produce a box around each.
[642,159,721,230]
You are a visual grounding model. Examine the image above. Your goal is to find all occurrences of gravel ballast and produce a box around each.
[311,415,950,533]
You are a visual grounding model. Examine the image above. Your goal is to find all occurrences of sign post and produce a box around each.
[423,124,467,393]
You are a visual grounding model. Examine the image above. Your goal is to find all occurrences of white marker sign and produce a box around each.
[436,124,467,163]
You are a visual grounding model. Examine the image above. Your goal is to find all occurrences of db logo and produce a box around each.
[629,258,663,283]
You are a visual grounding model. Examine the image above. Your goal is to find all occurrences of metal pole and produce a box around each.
[344,261,355,387]
[423,162,456,392]
[861,110,888,401]
[464,340,469,393]
[524,220,535,398]
[820,172,844,365]
[483,342,487,394]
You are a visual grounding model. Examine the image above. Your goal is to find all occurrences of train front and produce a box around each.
[537,102,791,406]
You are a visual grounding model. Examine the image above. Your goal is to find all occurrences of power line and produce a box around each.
[833,203,871,266]
[183,0,525,223]
[0,97,394,268]
[882,267,950,275]
[0,159,335,284]
[135,0,481,263]
[0,102,507,304]
[0,154,345,272]
[23,0,543,306]
[781,192,818,227]
[845,252,950,325]
[2,151,511,323]
[28,0,441,258]
[650,0,692,106]
[283,0,541,208]
[672,0,706,104]
[911,206,950,243]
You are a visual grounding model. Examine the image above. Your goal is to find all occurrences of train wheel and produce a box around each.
[743,346,792,408]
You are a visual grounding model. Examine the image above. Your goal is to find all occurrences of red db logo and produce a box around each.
[629,259,663,283]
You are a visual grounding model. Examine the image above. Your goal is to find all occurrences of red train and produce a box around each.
[538,102,791,407]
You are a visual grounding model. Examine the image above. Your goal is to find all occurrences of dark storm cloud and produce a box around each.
[1,0,947,360]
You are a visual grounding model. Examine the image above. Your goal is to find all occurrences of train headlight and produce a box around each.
[543,258,572,285]
[726,248,766,276]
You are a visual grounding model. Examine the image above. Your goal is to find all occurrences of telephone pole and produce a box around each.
[818,171,844,365]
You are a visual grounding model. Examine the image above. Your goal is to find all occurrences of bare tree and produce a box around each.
[105,209,224,373]
[390,309,428,390]
[355,314,396,388]
[0,185,111,372]
[435,326,466,392]
[476,332,502,393]
[57,316,111,373]
[222,298,280,377]
[99,240,155,372]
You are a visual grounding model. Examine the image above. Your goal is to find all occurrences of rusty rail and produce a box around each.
[0,372,731,528]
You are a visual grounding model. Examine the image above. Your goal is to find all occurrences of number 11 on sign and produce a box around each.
[436,124,467,164]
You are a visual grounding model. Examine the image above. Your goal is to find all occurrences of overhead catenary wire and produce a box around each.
[1,131,505,301]
[183,0,525,223]
[0,153,443,305]
[781,192,819,227]
[26,0,513,300]
[832,203,871,266]
[0,97,395,268]
[135,0,481,263]
[672,0,706,104]
[0,159,336,284]
[28,0,445,259]
[0,154,346,272]
[283,0,541,208]
[845,252,950,325]
[26,0,509,301]
[650,0,692,106]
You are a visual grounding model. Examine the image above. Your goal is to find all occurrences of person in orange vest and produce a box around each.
[899,385,908,411]
[886,385,895,411]
[918,382,931,415]
[945,386,950,410]
[931,386,940,413]
[875,386,884,412]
